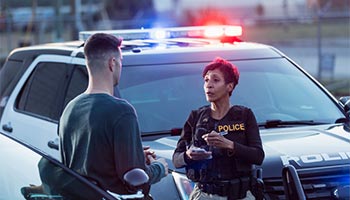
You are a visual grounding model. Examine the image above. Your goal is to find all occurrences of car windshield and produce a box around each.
[118,58,344,134]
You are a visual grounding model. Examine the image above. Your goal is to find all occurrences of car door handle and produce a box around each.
[48,139,59,150]
[2,123,13,132]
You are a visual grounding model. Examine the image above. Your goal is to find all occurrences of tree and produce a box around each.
[104,0,156,28]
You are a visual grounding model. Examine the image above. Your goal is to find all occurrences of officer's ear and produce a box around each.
[227,82,234,93]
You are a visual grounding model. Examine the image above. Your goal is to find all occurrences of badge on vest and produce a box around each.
[217,123,245,133]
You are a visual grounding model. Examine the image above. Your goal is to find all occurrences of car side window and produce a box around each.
[16,63,88,121]
[0,59,23,118]
[62,65,88,112]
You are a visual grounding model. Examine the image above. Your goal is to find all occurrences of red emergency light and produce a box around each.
[79,25,243,41]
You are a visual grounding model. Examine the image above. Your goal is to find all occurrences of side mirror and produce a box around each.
[339,96,350,132]
[108,168,149,199]
[339,96,350,113]
[123,168,149,188]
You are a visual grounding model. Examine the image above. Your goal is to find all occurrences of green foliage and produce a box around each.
[104,0,155,20]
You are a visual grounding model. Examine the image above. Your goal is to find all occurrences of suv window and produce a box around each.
[16,63,88,121]
[63,65,88,109]
[0,59,24,117]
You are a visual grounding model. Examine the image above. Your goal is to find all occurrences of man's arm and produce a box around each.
[113,110,167,184]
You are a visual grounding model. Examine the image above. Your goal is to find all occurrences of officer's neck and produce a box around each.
[210,101,232,120]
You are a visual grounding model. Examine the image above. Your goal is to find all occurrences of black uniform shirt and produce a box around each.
[173,105,265,181]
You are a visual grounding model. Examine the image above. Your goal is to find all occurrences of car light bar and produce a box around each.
[79,25,242,41]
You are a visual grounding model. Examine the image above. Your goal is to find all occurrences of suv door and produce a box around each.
[1,55,88,160]
[0,131,116,200]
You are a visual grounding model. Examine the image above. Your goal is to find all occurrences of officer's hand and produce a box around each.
[186,147,212,160]
[143,146,156,165]
[202,131,233,149]
[148,156,169,176]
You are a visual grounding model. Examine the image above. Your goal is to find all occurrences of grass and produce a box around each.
[321,78,350,99]
[242,18,350,43]
[242,18,350,98]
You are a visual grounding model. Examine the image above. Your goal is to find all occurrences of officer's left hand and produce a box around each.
[202,131,233,149]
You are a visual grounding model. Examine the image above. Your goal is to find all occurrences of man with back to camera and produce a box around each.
[59,33,168,197]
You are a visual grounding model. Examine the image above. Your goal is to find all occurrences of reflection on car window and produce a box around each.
[120,63,207,133]
[233,58,343,124]
[16,62,70,121]
[119,58,343,134]
[0,133,105,200]
[16,63,88,122]
[62,65,88,114]
[37,157,104,200]
[0,134,42,199]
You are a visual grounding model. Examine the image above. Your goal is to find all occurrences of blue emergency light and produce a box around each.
[79,25,243,41]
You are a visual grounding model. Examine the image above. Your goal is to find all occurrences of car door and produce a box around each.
[0,55,88,160]
[0,131,116,200]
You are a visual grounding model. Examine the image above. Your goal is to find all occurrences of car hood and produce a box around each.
[142,124,350,177]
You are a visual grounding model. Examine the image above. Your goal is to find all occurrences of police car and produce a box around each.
[0,25,349,199]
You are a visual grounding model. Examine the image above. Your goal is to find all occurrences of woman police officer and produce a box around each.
[172,57,264,200]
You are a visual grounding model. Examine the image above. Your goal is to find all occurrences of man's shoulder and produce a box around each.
[63,93,86,110]
[104,96,136,113]
[107,96,133,107]
[68,94,136,115]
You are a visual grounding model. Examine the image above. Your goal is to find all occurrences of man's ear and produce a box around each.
[108,57,115,72]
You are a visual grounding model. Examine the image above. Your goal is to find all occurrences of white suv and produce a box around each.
[1,26,349,199]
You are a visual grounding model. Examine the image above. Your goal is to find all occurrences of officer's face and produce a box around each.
[203,69,232,103]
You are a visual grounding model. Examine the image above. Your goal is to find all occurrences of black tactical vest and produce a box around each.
[186,105,252,182]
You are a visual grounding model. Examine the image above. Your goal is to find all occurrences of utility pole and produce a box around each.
[3,0,13,52]
[317,4,322,80]
[317,0,333,80]
[75,0,84,33]
[29,0,37,44]
[54,0,63,42]
[70,0,84,40]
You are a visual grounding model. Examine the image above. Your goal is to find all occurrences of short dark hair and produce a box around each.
[84,33,122,61]
[202,57,239,95]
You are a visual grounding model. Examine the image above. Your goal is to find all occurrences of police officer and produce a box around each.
[172,57,264,200]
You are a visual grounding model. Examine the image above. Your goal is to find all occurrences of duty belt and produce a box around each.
[198,177,250,199]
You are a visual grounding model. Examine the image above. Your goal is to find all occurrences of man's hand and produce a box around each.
[143,146,156,165]
[148,156,169,176]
